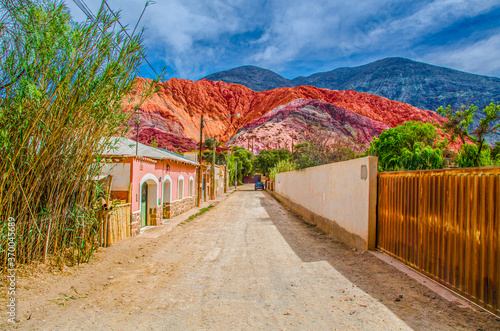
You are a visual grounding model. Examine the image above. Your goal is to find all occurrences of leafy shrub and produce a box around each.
[269,159,298,181]
[456,144,493,168]
[366,121,442,171]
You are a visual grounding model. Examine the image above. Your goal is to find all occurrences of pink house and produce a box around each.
[101,137,199,235]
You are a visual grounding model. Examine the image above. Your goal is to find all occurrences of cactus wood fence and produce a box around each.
[377,167,500,316]
[99,203,131,247]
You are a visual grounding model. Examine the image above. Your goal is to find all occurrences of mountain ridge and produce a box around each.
[228,99,392,154]
[203,57,500,112]
[122,77,445,151]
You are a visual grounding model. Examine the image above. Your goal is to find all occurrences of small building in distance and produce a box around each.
[183,153,229,201]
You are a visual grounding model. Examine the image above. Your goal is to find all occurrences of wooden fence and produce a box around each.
[265,180,275,191]
[377,167,500,316]
[99,203,131,247]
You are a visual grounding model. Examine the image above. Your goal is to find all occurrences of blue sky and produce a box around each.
[66,0,500,81]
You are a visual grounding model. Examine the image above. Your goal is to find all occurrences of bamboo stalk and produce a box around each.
[43,219,52,264]
[0,2,158,270]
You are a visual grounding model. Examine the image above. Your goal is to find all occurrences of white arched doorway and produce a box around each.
[140,174,158,227]
[163,175,172,204]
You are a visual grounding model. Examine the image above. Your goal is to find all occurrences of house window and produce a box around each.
[189,178,194,196]
[163,179,171,203]
[178,177,184,200]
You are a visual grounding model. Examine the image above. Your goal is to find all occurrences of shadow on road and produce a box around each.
[257,192,499,330]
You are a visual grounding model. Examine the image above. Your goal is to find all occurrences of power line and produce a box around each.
[73,0,204,139]
[73,0,94,19]
[100,0,201,121]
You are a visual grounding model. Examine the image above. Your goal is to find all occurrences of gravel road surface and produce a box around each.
[2,185,499,330]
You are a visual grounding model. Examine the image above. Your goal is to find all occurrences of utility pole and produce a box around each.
[196,113,240,205]
[235,161,238,188]
[196,115,204,207]
[211,136,216,200]
[135,114,140,156]
[224,164,227,193]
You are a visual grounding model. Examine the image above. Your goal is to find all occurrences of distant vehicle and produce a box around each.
[254,182,264,191]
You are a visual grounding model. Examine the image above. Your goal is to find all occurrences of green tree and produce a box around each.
[200,137,225,164]
[438,102,500,167]
[253,149,291,176]
[226,146,253,183]
[366,121,443,171]
[0,0,156,269]
[400,142,443,170]
[225,152,238,185]
[292,125,360,170]
[269,159,297,181]
[201,150,215,163]
[150,136,158,148]
[203,137,217,149]
[456,144,492,168]
[491,141,500,164]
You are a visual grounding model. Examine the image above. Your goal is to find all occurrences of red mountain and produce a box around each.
[122,78,445,152]
[228,99,391,154]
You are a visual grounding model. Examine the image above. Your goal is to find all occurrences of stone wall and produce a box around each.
[148,206,162,226]
[163,196,196,219]
[155,205,162,225]
[162,201,172,219]
[131,212,141,236]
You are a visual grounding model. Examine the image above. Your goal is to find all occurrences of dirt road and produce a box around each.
[2,185,499,330]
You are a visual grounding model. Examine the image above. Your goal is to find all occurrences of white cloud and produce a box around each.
[422,32,500,77]
[248,0,382,67]
[247,0,499,68]
[64,0,500,79]
[367,0,499,44]
[66,0,256,49]
[142,1,244,52]
[65,0,263,78]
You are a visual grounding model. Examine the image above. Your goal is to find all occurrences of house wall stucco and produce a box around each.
[103,157,197,226]
[131,159,162,213]
[129,159,197,214]
[214,165,226,197]
[275,156,378,250]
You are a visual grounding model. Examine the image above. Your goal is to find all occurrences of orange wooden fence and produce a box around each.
[377,167,500,316]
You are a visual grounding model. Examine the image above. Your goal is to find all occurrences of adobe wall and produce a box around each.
[275,156,378,250]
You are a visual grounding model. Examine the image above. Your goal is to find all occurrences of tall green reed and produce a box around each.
[0,0,157,270]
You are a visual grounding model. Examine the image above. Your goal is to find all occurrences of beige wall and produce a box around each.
[183,152,198,162]
[275,157,378,250]
[214,165,226,197]
[101,162,131,191]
